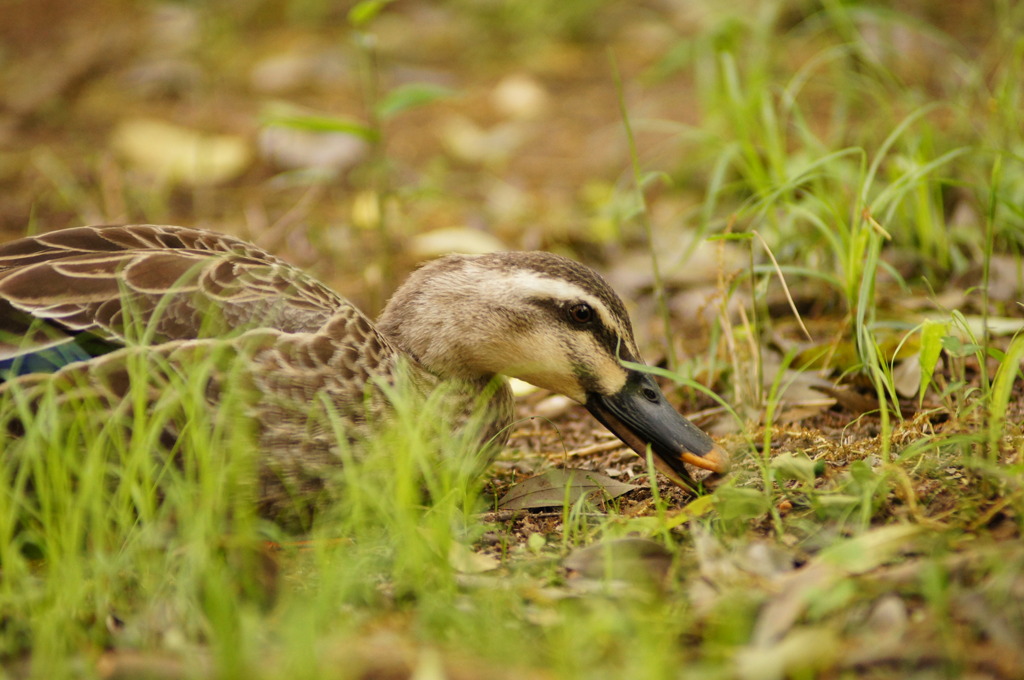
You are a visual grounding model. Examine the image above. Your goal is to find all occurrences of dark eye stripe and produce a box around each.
[531,296,636,364]
[570,302,633,362]
[593,321,633,363]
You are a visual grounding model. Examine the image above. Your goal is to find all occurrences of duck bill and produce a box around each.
[585,372,730,486]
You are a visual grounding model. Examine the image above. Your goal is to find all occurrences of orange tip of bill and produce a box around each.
[681,442,731,475]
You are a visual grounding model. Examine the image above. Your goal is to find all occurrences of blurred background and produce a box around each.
[0,0,1019,372]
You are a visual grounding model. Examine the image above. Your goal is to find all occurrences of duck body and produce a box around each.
[0,225,728,524]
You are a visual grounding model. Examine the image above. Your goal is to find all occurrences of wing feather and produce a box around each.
[0,224,352,361]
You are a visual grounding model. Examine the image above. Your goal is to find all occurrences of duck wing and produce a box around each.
[0,224,352,374]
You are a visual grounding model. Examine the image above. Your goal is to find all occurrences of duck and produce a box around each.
[0,224,729,523]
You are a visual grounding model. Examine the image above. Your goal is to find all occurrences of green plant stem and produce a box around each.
[981,154,1001,395]
[609,51,677,370]
[353,29,394,296]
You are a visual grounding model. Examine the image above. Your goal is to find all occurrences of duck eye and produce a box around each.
[567,303,594,324]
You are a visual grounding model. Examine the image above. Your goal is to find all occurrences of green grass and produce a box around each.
[3,0,1024,678]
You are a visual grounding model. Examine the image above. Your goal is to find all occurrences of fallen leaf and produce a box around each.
[111,118,251,185]
[532,394,575,419]
[563,537,672,585]
[770,451,821,484]
[811,383,879,415]
[258,125,368,171]
[954,314,1024,337]
[97,649,207,680]
[751,524,924,645]
[448,542,500,574]
[816,523,923,575]
[491,73,549,120]
[735,627,839,680]
[865,594,909,636]
[508,378,538,398]
[892,351,922,397]
[440,114,528,166]
[497,469,637,510]
[408,227,506,259]
[664,493,716,529]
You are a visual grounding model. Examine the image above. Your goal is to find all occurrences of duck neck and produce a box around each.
[378,303,515,448]
[376,279,500,385]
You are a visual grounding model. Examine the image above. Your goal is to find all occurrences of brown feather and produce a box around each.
[0,223,691,527]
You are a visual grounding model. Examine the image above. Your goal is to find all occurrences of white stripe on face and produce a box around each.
[489,269,623,337]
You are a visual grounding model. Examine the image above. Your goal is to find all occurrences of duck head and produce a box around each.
[376,251,730,484]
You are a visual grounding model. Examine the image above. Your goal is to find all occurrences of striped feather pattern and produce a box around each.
[0,225,458,525]
[0,224,723,528]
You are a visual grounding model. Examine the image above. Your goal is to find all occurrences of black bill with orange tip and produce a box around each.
[585,371,730,486]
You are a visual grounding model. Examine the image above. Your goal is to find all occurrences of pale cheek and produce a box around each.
[593,356,628,396]
[496,336,587,402]
[523,371,586,403]
[568,333,628,397]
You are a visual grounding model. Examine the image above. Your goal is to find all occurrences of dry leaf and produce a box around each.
[563,537,672,585]
[408,227,506,259]
[448,542,500,574]
[440,114,528,166]
[892,352,922,397]
[812,383,879,415]
[97,649,206,680]
[752,525,923,645]
[491,73,549,120]
[664,494,716,529]
[258,126,368,171]
[111,118,251,185]
[497,469,637,510]
[735,627,839,680]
